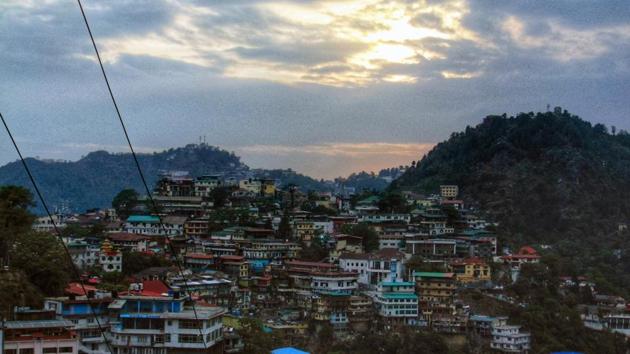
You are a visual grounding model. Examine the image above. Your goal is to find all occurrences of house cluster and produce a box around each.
[17,177,540,353]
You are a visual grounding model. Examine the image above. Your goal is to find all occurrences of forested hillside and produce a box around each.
[393,110,630,245]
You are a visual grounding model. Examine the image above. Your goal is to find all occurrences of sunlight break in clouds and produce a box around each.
[233,142,434,179]
[94,0,485,87]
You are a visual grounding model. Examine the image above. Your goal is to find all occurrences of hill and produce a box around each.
[392,109,630,244]
[0,144,246,212]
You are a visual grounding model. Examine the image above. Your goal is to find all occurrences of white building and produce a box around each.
[358,214,411,224]
[311,272,358,295]
[490,325,531,353]
[370,281,419,326]
[67,239,101,269]
[339,248,405,287]
[99,240,122,273]
[33,214,67,233]
[109,295,225,354]
[125,215,185,236]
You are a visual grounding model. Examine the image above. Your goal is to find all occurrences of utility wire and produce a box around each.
[0,112,114,354]
[75,0,209,349]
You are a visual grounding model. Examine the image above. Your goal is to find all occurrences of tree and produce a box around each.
[277,213,292,239]
[237,318,284,354]
[209,187,231,208]
[112,189,139,220]
[10,231,71,296]
[0,186,35,266]
[122,251,172,276]
[342,224,379,252]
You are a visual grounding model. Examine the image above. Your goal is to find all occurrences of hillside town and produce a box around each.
[2,171,627,354]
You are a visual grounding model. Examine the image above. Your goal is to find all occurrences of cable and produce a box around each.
[0,112,114,354]
[75,0,209,349]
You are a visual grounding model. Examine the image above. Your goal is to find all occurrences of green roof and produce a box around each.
[412,272,454,278]
[381,293,418,299]
[357,195,381,204]
[381,281,415,287]
[127,215,160,223]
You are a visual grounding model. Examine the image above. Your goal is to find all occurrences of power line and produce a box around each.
[0,111,114,353]
[75,0,209,349]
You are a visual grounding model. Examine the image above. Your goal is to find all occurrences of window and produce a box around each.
[179,334,203,343]
[59,348,73,353]
[179,320,203,329]
[43,349,57,354]
[19,350,34,354]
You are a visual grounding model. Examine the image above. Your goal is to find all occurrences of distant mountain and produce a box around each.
[0,144,248,213]
[392,109,630,243]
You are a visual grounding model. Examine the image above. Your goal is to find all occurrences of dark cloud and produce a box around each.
[1,0,629,178]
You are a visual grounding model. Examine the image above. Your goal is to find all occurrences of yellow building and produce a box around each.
[449,257,491,283]
[294,221,316,245]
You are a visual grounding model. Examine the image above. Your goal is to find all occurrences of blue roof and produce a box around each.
[271,348,310,354]
[127,215,160,223]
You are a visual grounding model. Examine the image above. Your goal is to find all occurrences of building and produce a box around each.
[490,325,531,353]
[100,239,122,273]
[449,257,491,283]
[125,215,185,237]
[413,272,456,325]
[371,280,419,326]
[183,253,216,271]
[67,239,100,269]
[108,294,225,354]
[358,214,410,224]
[339,248,405,287]
[311,271,358,296]
[440,185,459,199]
[469,315,508,337]
[405,238,457,258]
[45,297,113,354]
[1,319,80,354]
[108,232,149,252]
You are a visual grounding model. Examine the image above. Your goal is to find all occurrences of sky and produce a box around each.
[1,0,629,179]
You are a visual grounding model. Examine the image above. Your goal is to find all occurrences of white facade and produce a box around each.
[100,252,122,273]
[311,273,358,295]
[339,256,369,285]
[358,214,410,224]
[490,325,531,353]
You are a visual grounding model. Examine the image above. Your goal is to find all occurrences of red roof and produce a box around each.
[185,253,214,260]
[65,282,97,296]
[220,255,244,261]
[518,246,538,255]
[141,280,170,297]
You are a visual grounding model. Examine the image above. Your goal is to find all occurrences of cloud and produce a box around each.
[233,142,434,178]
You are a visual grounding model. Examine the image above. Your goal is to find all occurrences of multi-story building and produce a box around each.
[405,238,457,258]
[413,272,456,325]
[310,271,358,296]
[469,315,508,337]
[125,215,185,237]
[347,295,373,332]
[100,239,122,273]
[358,214,411,224]
[238,178,262,195]
[194,175,223,198]
[294,221,316,245]
[1,318,80,354]
[490,325,531,353]
[183,253,216,271]
[109,295,225,354]
[448,257,491,283]
[44,297,113,354]
[184,217,210,238]
[67,239,100,269]
[339,248,405,287]
[108,232,149,252]
[370,280,419,327]
[440,185,459,199]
